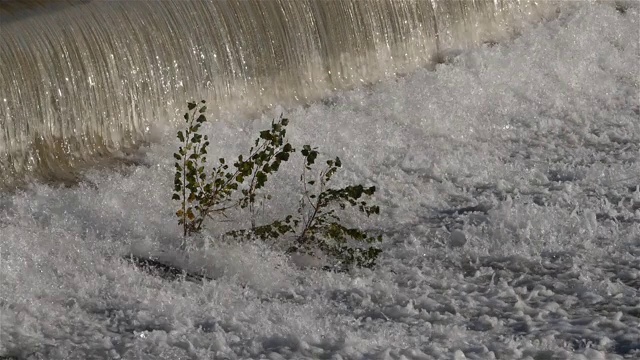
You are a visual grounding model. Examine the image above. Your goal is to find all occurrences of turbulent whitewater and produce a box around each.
[0,0,557,185]
[1,1,640,360]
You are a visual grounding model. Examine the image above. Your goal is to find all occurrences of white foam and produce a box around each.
[1,3,639,359]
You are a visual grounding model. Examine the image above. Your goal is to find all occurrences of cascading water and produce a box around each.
[0,0,556,186]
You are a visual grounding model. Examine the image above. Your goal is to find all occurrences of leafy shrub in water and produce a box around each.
[173,100,294,236]
[173,100,382,268]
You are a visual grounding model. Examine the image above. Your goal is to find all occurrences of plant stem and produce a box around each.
[297,168,323,246]
[182,128,189,237]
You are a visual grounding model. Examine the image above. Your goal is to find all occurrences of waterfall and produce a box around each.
[0,0,556,186]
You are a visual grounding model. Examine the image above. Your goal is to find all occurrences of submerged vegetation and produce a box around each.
[173,100,382,269]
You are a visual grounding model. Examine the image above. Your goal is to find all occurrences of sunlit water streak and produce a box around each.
[0,0,557,186]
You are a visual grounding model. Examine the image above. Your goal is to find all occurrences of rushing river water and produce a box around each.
[1,2,639,359]
[0,0,557,186]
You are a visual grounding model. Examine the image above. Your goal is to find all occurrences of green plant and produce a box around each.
[173,100,382,268]
[173,100,210,237]
[232,147,382,268]
[238,116,294,229]
[172,100,293,237]
[294,148,382,268]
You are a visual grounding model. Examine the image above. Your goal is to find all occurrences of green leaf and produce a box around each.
[307,150,318,165]
[187,102,197,110]
[256,172,267,188]
[259,131,273,141]
[275,152,290,162]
